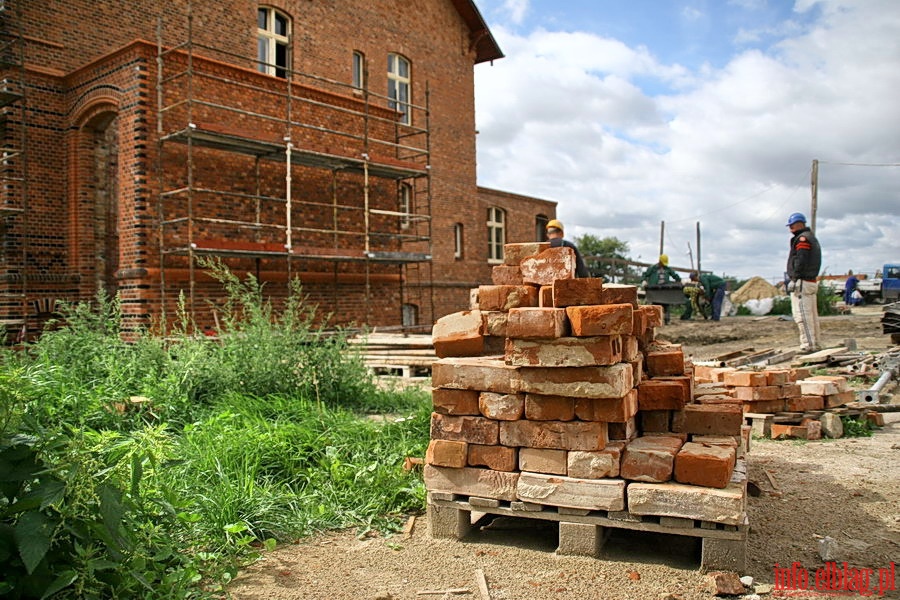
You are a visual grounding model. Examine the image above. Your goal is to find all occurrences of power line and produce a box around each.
[817,161,900,167]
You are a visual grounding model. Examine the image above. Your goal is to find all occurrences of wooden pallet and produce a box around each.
[427,492,748,571]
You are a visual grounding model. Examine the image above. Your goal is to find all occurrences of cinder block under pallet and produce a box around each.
[427,493,748,571]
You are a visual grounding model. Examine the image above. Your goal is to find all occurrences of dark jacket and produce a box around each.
[550,238,590,278]
[787,226,822,281]
[698,273,725,298]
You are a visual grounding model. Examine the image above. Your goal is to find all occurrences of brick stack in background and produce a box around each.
[427,242,749,564]
[693,365,859,439]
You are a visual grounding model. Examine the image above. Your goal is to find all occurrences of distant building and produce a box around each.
[0,0,555,337]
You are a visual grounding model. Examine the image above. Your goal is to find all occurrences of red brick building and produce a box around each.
[0,0,555,337]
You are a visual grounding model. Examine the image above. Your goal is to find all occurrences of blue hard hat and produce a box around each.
[786,212,806,226]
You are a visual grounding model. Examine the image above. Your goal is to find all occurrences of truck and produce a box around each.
[855,263,900,303]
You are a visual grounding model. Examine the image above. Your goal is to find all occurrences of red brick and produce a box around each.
[733,385,782,401]
[499,420,608,451]
[504,242,551,266]
[608,416,638,441]
[741,399,786,413]
[491,264,524,285]
[780,383,802,398]
[674,442,736,489]
[552,278,603,307]
[517,363,633,398]
[566,303,634,336]
[574,389,638,423]
[432,388,480,415]
[430,413,499,445]
[637,380,690,410]
[600,283,638,307]
[538,285,554,307]
[785,395,824,411]
[766,369,792,385]
[621,335,640,361]
[432,357,519,394]
[505,335,622,367]
[567,444,624,479]
[506,307,569,338]
[630,307,649,336]
[478,392,524,421]
[524,394,575,421]
[679,404,743,436]
[644,344,685,377]
[477,285,540,311]
[518,448,567,475]
[467,444,518,472]
[620,436,683,483]
[481,311,509,337]
[722,370,768,387]
[824,390,855,408]
[641,304,664,328]
[426,439,468,468]
[520,246,577,285]
[432,310,484,358]
[640,410,671,433]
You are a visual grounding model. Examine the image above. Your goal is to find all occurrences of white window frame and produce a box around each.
[399,182,412,229]
[387,53,411,125]
[258,7,290,78]
[454,223,463,259]
[352,51,366,90]
[487,207,505,264]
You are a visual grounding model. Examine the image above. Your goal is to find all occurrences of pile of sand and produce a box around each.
[731,276,780,306]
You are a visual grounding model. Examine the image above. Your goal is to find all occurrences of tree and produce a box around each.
[572,234,634,281]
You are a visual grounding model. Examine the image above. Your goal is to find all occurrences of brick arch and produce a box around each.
[68,96,122,303]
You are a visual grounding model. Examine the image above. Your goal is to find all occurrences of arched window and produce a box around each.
[487,207,505,263]
[258,7,290,78]
[387,53,411,124]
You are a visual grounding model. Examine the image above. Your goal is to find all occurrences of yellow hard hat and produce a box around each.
[659,254,669,266]
[546,219,564,232]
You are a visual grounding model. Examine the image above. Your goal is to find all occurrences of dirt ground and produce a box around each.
[229,306,900,600]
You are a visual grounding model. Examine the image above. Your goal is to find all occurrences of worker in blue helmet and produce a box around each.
[785,212,822,353]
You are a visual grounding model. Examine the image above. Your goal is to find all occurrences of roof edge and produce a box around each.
[451,0,504,64]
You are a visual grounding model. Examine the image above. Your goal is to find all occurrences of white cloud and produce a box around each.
[474,0,900,281]
[500,0,529,25]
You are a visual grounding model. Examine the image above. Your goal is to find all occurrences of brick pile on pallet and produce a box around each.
[693,366,863,439]
[426,242,749,569]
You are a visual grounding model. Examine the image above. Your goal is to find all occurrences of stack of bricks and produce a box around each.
[693,366,857,439]
[426,242,748,566]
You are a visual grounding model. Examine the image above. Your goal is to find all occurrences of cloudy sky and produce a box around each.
[472,0,899,283]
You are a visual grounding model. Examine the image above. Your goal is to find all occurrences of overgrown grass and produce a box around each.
[1,262,431,598]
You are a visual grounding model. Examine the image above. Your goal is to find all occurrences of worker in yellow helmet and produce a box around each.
[545,219,590,278]
[640,254,682,324]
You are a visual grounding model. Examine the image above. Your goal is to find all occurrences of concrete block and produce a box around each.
[557,522,608,557]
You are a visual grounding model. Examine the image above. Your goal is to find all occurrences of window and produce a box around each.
[399,183,412,229]
[258,7,289,78]
[454,223,464,259]
[487,207,505,263]
[535,214,549,242]
[352,51,366,90]
[387,53,411,124]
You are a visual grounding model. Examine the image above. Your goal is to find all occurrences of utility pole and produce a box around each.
[810,158,818,234]
[696,221,701,275]
[659,221,664,257]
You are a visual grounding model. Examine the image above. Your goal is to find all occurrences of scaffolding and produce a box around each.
[155,10,434,331]
[0,0,27,339]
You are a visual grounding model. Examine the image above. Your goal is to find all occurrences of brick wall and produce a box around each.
[3,0,554,335]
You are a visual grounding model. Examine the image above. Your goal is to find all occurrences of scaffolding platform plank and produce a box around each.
[161,124,429,180]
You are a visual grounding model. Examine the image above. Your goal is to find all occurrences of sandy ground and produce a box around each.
[228,306,900,600]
